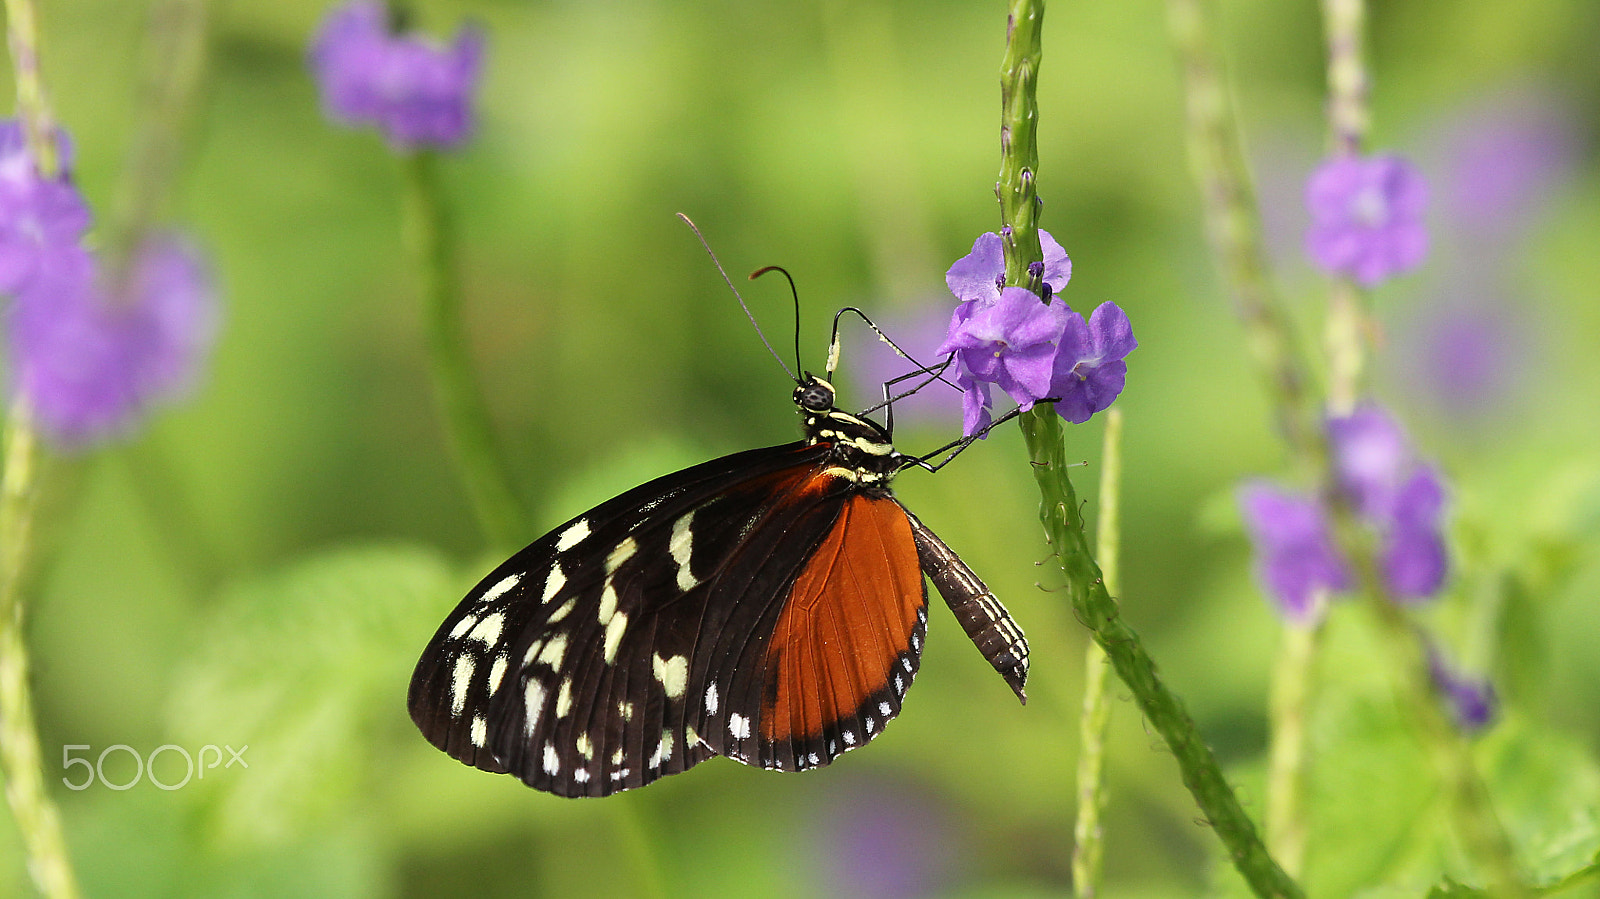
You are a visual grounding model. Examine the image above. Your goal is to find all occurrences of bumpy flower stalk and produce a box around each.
[1071,408,1120,899]
[1319,0,1371,414]
[1167,0,1333,874]
[1165,0,1322,466]
[103,0,208,284]
[1263,619,1317,877]
[1,2,81,894]
[1173,0,1525,891]
[999,3,1301,897]
[399,151,527,551]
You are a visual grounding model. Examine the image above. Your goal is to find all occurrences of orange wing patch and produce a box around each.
[760,492,926,744]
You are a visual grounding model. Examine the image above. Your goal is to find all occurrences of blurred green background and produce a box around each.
[3,0,1599,896]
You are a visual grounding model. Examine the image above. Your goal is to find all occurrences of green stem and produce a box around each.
[1001,4,1299,895]
[1264,620,1319,877]
[1,4,81,894]
[1313,4,1523,890]
[399,151,528,552]
[103,0,209,287]
[1021,411,1302,899]
[1071,408,1121,899]
[0,405,80,899]
[1164,0,1322,468]
[1318,0,1372,414]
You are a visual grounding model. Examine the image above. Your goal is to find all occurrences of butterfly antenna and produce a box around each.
[677,213,796,382]
[748,265,804,380]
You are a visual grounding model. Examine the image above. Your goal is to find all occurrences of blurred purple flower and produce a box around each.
[1433,87,1578,244]
[1326,405,1412,519]
[7,234,219,448]
[0,121,91,294]
[808,778,957,899]
[846,303,963,433]
[1395,297,1529,422]
[1239,482,1352,622]
[1428,648,1497,732]
[1380,466,1448,600]
[1050,301,1135,425]
[309,0,485,150]
[1244,405,1450,617]
[1305,153,1428,287]
[945,229,1070,307]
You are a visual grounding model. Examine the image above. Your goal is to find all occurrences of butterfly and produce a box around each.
[408,254,1030,797]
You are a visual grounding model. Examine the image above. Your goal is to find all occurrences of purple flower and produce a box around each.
[806,777,957,899]
[7,234,219,448]
[1239,482,1352,622]
[1432,87,1578,244]
[938,230,1132,435]
[1305,153,1428,287]
[309,1,485,150]
[1428,648,1497,732]
[945,229,1070,307]
[936,286,1067,434]
[1326,405,1412,519]
[0,121,91,294]
[1049,301,1136,424]
[1326,406,1449,599]
[1380,466,1448,601]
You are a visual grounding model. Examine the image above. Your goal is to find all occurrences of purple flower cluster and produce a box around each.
[1427,647,1497,732]
[1305,153,1428,287]
[936,230,1135,436]
[1240,405,1449,622]
[309,1,484,151]
[0,121,218,448]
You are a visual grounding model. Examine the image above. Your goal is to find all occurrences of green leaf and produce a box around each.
[165,544,466,845]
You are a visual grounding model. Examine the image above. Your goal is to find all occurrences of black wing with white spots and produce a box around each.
[408,374,1028,798]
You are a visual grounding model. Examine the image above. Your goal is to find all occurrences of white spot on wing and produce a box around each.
[597,582,619,625]
[536,634,568,668]
[616,700,634,722]
[605,537,638,574]
[879,701,892,716]
[649,732,674,768]
[466,611,505,647]
[450,655,475,717]
[541,565,567,603]
[576,733,593,760]
[729,713,751,740]
[603,610,629,663]
[652,654,688,699]
[670,511,697,591]
[843,730,856,746]
[704,682,719,715]
[573,768,590,783]
[555,679,574,718]
[546,597,576,624]
[523,681,547,737]
[555,519,591,552]
[470,715,487,747]
[481,572,523,603]
[542,743,560,775]
[448,616,475,640]
[488,655,509,693]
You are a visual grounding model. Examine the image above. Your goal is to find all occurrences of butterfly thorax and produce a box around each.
[793,375,903,488]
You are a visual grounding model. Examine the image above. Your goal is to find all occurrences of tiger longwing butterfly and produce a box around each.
[409,325,1029,798]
